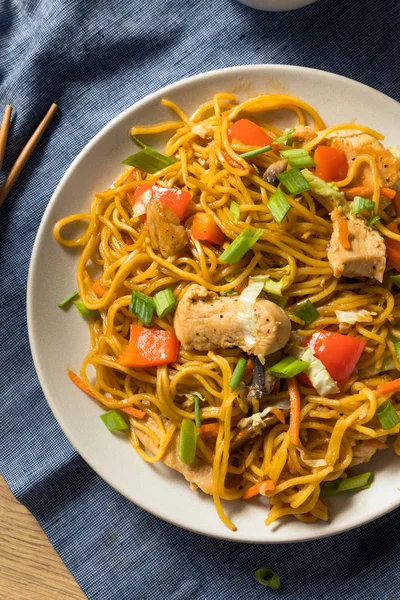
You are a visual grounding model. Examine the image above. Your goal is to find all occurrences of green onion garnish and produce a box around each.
[394,341,400,360]
[322,472,374,496]
[122,147,177,174]
[178,419,198,464]
[252,163,260,174]
[254,568,281,590]
[229,357,248,390]
[153,288,176,318]
[100,410,129,432]
[194,395,201,428]
[369,215,380,228]
[58,291,79,308]
[294,300,319,327]
[129,291,154,326]
[267,187,291,225]
[277,168,311,195]
[73,300,100,319]
[239,144,272,160]
[280,148,315,169]
[274,128,295,145]
[390,274,400,289]
[130,134,147,149]
[268,356,310,378]
[376,399,400,430]
[351,196,375,215]
[268,293,289,308]
[229,201,240,223]
[219,228,264,264]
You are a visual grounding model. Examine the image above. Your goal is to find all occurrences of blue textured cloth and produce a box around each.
[1,1,400,598]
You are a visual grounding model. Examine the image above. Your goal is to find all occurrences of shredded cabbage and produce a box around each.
[293,346,339,395]
[335,309,375,325]
[298,448,327,468]
[249,265,290,296]
[192,121,214,139]
[238,281,264,352]
[301,169,351,216]
[359,355,396,378]
[238,399,290,432]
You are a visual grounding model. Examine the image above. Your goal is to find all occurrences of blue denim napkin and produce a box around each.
[1,0,400,598]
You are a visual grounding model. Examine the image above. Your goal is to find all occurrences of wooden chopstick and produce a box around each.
[0,105,12,172]
[0,102,58,208]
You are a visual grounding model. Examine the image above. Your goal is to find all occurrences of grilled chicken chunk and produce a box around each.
[146,198,188,258]
[327,208,386,282]
[173,284,291,363]
[350,436,387,467]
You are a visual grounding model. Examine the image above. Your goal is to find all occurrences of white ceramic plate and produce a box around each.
[27,65,400,543]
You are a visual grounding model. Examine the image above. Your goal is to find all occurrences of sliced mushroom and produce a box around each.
[230,410,289,451]
[263,158,288,186]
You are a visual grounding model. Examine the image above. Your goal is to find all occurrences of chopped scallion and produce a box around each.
[351,196,375,215]
[267,187,291,225]
[219,228,264,264]
[229,357,248,390]
[100,410,129,432]
[252,163,260,174]
[153,288,176,318]
[322,472,374,496]
[194,395,201,428]
[58,291,79,308]
[268,293,288,308]
[240,144,272,160]
[268,356,310,378]
[390,274,400,289]
[369,215,380,228]
[274,128,295,145]
[277,168,311,195]
[294,300,319,327]
[73,300,100,319]
[178,419,198,464]
[280,148,315,168]
[130,134,147,149]
[254,568,281,590]
[394,341,400,361]
[122,147,177,174]
[229,201,240,223]
[376,399,400,430]
[129,291,154,326]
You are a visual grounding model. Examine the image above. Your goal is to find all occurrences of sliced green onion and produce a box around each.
[322,472,374,496]
[129,291,154,326]
[267,187,291,225]
[229,357,248,390]
[100,410,128,432]
[277,168,311,195]
[219,228,264,264]
[122,147,177,174]
[239,144,272,160]
[394,341,400,360]
[178,419,198,464]
[58,291,79,308]
[252,163,260,174]
[280,148,315,168]
[268,356,309,378]
[274,128,295,145]
[369,215,381,228]
[153,288,176,318]
[294,300,319,327]
[73,300,100,319]
[194,395,201,428]
[376,399,400,430]
[268,293,288,308]
[229,201,240,223]
[130,134,147,149]
[351,196,375,215]
[390,274,400,289]
[254,568,281,590]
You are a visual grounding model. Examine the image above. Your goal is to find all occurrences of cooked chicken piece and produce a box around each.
[135,416,213,495]
[173,284,291,363]
[327,208,386,282]
[328,130,400,187]
[350,436,387,467]
[288,125,317,143]
[146,198,188,258]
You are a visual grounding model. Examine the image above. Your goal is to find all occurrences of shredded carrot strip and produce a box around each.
[364,439,388,449]
[67,368,97,399]
[288,377,301,446]
[376,378,400,396]
[270,407,286,424]
[235,283,245,294]
[342,186,396,200]
[242,479,275,500]
[338,219,351,249]
[243,358,253,379]
[198,422,219,437]
[120,406,146,419]
[92,277,106,297]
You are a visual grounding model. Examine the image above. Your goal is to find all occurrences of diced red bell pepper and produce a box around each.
[191,212,225,245]
[118,325,179,368]
[125,173,190,222]
[314,146,348,181]
[227,118,274,147]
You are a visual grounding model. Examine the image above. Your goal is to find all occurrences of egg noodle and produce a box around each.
[53,93,400,531]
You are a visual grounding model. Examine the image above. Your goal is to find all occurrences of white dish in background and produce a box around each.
[28,65,400,543]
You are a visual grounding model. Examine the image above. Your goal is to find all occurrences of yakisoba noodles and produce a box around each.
[54,93,400,531]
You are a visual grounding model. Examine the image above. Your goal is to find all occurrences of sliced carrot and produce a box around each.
[338,219,351,249]
[243,358,253,379]
[341,186,396,200]
[364,439,388,449]
[288,377,301,446]
[376,378,400,396]
[67,368,97,399]
[92,277,106,297]
[222,151,243,169]
[197,422,220,437]
[270,407,286,424]
[120,406,146,419]
[118,325,179,368]
[242,479,275,500]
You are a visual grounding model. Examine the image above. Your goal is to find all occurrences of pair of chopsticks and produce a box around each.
[0,103,58,208]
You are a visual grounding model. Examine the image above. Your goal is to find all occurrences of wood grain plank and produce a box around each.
[0,475,86,600]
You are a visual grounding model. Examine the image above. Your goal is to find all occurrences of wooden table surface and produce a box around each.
[0,475,86,600]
